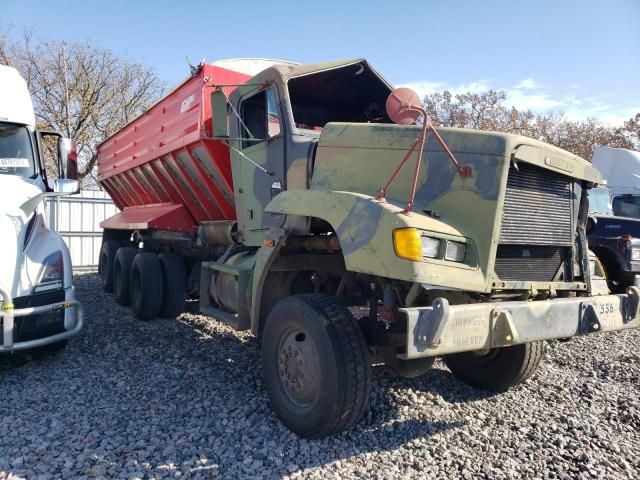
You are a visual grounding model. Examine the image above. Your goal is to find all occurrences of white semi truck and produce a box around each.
[0,64,82,352]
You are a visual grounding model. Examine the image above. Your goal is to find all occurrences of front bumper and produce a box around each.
[401,287,640,359]
[0,285,83,352]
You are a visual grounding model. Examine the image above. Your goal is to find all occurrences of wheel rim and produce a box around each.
[277,328,319,407]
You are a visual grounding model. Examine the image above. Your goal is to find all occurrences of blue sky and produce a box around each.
[2,0,639,125]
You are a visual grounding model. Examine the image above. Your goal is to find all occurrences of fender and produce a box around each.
[264,190,486,290]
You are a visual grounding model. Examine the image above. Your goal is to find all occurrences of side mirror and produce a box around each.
[58,137,78,180]
[211,88,230,138]
[53,178,80,194]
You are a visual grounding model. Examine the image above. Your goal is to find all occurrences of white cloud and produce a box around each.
[398,77,636,126]
[513,78,539,90]
[504,89,563,111]
[400,80,490,101]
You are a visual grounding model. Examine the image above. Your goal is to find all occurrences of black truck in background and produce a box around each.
[587,187,640,291]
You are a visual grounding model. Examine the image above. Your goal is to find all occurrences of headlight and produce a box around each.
[421,236,440,258]
[632,248,640,262]
[393,229,442,261]
[393,229,466,262]
[34,251,64,292]
[445,241,466,262]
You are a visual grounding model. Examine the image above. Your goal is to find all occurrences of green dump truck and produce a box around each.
[97,58,639,438]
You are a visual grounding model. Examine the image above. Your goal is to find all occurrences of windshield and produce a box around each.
[612,195,640,218]
[0,123,36,177]
[588,187,612,215]
[287,63,392,131]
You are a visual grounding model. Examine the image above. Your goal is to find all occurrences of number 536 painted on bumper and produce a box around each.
[402,287,640,359]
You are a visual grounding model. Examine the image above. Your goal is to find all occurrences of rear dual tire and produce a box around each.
[99,240,120,293]
[113,247,137,305]
[158,253,187,318]
[126,252,187,320]
[130,253,164,321]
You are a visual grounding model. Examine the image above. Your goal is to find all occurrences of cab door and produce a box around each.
[234,86,286,245]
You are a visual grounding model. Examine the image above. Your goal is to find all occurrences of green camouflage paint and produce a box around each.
[218,59,602,328]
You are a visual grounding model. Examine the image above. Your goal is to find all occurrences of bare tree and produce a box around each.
[622,113,640,149]
[424,89,636,161]
[0,33,10,65]
[1,32,166,187]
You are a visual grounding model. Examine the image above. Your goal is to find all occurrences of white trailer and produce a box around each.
[592,146,640,196]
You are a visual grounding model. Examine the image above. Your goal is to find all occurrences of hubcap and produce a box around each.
[277,329,319,407]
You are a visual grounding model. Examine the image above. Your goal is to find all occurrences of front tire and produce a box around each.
[444,341,544,391]
[130,253,164,320]
[262,294,371,439]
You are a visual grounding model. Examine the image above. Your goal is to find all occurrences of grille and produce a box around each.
[4,290,66,343]
[12,289,65,309]
[494,245,564,282]
[500,163,573,245]
[496,163,575,283]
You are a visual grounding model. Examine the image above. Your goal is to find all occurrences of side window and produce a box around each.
[240,88,281,149]
[613,196,640,218]
[266,89,281,138]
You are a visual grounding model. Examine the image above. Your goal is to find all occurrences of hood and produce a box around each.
[0,175,44,297]
[591,214,640,238]
[0,65,36,128]
[312,123,599,280]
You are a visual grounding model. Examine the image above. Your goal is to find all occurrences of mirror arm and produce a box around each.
[224,141,273,176]
[218,87,255,140]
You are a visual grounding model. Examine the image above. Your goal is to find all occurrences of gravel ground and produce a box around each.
[0,273,638,479]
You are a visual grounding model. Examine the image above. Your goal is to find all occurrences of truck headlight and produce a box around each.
[34,251,64,292]
[445,241,466,262]
[632,247,640,262]
[393,229,441,261]
[421,236,440,258]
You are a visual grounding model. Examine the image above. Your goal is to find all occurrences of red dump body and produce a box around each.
[97,62,253,232]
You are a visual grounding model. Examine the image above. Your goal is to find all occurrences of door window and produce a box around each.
[240,88,281,149]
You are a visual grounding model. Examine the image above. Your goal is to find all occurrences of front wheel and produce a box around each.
[262,294,371,439]
[444,341,544,391]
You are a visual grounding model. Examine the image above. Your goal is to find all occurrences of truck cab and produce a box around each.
[0,65,83,352]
